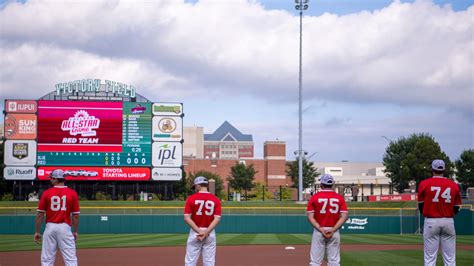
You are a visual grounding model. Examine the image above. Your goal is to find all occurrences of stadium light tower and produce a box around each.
[295,0,308,202]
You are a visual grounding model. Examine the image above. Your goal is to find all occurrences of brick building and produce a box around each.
[203,121,254,159]
[185,141,289,190]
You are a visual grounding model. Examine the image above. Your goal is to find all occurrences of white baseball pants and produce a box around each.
[41,223,77,266]
[185,228,216,266]
[310,227,341,266]
[423,217,456,266]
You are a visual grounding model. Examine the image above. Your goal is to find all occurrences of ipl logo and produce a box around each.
[61,110,100,137]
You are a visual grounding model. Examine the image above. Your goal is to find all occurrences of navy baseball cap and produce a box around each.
[193,176,208,186]
[432,159,445,171]
[50,169,65,179]
[320,174,334,185]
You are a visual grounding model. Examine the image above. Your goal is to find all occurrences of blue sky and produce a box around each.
[1,0,473,162]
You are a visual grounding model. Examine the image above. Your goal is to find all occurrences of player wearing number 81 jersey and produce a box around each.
[306,174,348,266]
[184,176,222,266]
[35,169,80,266]
[418,159,462,266]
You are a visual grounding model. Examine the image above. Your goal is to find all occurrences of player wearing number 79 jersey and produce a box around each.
[184,176,222,266]
[35,169,80,266]
[418,159,462,266]
[306,174,348,266]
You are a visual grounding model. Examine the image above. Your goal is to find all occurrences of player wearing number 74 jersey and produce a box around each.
[307,174,348,266]
[418,159,462,266]
[184,176,222,266]
[34,169,80,266]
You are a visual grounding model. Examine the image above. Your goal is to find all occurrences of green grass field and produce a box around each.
[1,234,473,265]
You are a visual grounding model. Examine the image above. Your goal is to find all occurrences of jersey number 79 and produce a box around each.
[195,200,215,215]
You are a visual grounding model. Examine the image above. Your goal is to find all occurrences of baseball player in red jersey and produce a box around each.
[184,176,222,266]
[34,169,80,266]
[306,174,348,266]
[418,159,462,266]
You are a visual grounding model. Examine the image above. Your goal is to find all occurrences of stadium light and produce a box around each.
[295,0,309,202]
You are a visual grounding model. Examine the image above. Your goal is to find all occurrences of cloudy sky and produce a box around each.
[0,0,472,162]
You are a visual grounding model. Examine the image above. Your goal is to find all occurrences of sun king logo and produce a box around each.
[61,110,100,137]
[346,218,368,226]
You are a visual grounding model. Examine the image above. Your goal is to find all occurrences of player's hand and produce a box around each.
[197,230,208,241]
[34,233,42,244]
[73,232,78,241]
[323,228,334,239]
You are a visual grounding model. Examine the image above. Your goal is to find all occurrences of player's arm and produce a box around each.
[417,182,425,215]
[453,185,462,215]
[72,214,80,240]
[306,213,323,233]
[201,215,221,238]
[184,214,202,233]
[333,211,349,232]
[34,212,45,243]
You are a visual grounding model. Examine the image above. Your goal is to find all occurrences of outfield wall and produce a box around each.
[1,210,472,235]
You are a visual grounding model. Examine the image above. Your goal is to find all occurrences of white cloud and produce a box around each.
[1,0,471,111]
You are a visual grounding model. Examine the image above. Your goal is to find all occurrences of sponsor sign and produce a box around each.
[37,167,150,181]
[55,79,136,98]
[37,100,123,152]
[152,103,183,116]
[152,168,182,181]
[152,142,182,167]
[4,114,37,139]
[152,116,183,141]
[5,100,37,113]
[3,167,37,180]
[344,218,369,230]
[368,194,417,202]
[4,140,37,166]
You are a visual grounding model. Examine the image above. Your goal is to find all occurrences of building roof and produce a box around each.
[204,121,253,142]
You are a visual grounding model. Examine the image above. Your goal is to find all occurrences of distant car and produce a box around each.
[131,104,146,114]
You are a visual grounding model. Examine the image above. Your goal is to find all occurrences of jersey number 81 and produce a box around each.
[195,200,215,215]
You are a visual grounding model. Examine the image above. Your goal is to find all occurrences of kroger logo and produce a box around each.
[346,218,368,226]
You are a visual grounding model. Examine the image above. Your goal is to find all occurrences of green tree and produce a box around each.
[189,171,225,199]
[383,133,452,192]
[455,149,474,191]
[227,162,256,198]
[173,170,192,200]
[286,158,320,192]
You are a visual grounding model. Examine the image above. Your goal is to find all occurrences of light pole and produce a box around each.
[295,0,308,202]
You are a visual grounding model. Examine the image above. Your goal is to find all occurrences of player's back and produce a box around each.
[38,186,80,225]
[418,177,461,218]
[185,192,221,228]
[307,190,348,227]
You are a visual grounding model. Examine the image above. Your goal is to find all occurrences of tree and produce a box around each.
[455,149,474,191]
[286,158,320,192]
[189,171,225,199]
[173,170,192,200]
[227,162,256,198]
[383,133,452,192]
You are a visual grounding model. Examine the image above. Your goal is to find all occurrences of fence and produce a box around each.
[0,207,472,235]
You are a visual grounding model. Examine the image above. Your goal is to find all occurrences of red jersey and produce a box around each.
[184,191,222,228]
[306,189,348,227]
[37,186,80,226]
[418,176,462,218]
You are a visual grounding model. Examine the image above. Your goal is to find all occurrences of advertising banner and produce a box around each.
[37,167,150,181]
[4,140,37,166]
[152,103,183,116]
[368,194,417,202]
[152,168,182,181]
[152,116,183,142]
[152,142,182,167]
[3,167,37,180]
[4,114,37,140]
[37,100,123,152]
[5,100,37,113]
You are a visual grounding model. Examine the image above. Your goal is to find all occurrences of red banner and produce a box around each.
[368,194,417,202]
[37,167,150,181]
[37,100,123,152]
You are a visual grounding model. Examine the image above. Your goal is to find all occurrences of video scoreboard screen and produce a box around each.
[36,101,152,166]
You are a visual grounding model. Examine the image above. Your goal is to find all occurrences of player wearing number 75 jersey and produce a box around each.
[35,169,80,266]
[306,174,348,266]
[184,176,222,266]
[418,159,462,266]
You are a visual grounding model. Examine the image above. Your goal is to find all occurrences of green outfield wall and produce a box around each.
[0,210,471,235]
